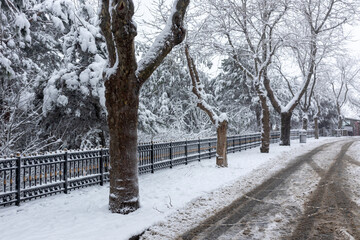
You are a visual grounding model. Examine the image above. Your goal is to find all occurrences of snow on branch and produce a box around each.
[136,0,190,85]
[184,44,227,126]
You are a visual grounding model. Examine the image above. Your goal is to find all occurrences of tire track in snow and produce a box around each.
[289,141,360,240]
[179,142,336,240]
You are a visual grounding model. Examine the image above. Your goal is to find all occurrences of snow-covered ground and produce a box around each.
[0,137,343,240]
[345,140,360,206]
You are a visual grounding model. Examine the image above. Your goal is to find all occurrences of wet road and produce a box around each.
[179,140,360,240]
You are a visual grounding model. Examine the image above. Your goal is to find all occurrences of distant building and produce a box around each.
[344,117,360,136]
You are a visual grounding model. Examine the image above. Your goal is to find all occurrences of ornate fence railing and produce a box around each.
[0,129,314,207]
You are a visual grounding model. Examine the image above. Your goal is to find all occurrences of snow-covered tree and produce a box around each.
[265,0,356,145]
[185,44,228,167]
[40,0,108,149]
[136,0,216,141]
[205,0,289,152]
[0,0,64,154]
[138,45,211,141]
[100,0,190,214]
[211,57,262,134]
[329,57,360,129]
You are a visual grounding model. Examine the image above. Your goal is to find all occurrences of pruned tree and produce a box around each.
[99,0,190,214]
[185,45,228,167]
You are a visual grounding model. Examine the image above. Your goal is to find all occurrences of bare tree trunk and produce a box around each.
[100,0,189,214]
[259,95,270,153]
[280,112,292,146]
[185,44,229,167]
[216,121,228,167]
[314,117,319,139]
[106,74,140,214]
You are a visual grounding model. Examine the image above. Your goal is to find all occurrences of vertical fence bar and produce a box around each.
[233,137,235,153]
[239,135,242,152]
[169,142,173,169]
[244,135,247,150]
[185,140,188,165]
[0,131,307,207]
[208,140,211,159]
[16,154,21,206]
[151,141,154,173]
[100,148,104,186]
[198,138,201,161]
[64,150,69,194]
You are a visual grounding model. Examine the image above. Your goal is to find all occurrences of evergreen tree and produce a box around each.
[0,0,62,155]
[40,0,108,149]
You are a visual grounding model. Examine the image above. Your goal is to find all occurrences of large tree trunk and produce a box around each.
[314,116,319,139]
[106,74,140,214]
[100,0,189,214]
[259,96,270,153]
[280,112,292,146]
[216,121,228,167]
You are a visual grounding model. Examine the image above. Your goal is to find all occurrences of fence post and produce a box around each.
[16,153,21,206]
[185,140,188,165]
[169,141,173,169]
[100,148,104,186]
[63,150,69,194]
[198,138,201,161]
[209,139,211,159]
[151,141,154,173]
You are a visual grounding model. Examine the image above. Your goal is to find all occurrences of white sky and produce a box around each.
[342,24,360,119]
[344,24,360,58]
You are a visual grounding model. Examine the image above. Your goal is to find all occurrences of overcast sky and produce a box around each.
[132,0,360,118]
[133,1,360,55]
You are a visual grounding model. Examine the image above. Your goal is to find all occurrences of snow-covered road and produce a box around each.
[0,137,358,240]
[141,138,360,240]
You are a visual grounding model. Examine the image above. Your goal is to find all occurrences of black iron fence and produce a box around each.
[0,129,315,207]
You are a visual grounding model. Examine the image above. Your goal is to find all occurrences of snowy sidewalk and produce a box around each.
[0,137,342,240]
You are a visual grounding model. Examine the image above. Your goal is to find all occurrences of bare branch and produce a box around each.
[184,44,217,124]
